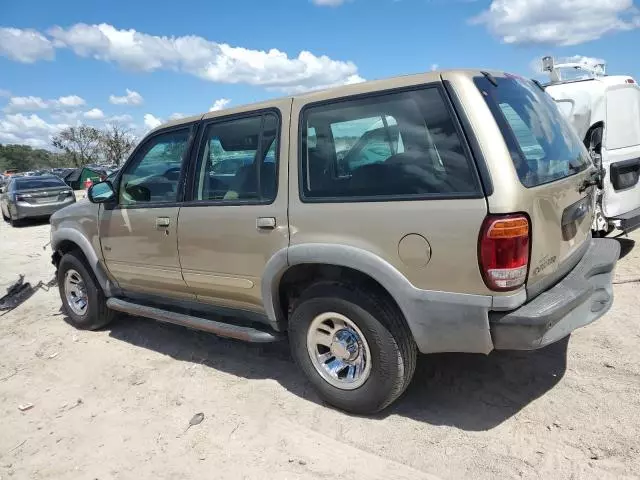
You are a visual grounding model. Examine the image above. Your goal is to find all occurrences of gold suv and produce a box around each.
[50,70,620,413]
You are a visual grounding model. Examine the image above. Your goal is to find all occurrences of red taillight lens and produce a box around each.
[479,215,530,291]
[626,78,635,84]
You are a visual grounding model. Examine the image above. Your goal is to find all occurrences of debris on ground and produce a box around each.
[0,275,57,315]
[18,403,34,411]
[183,412,205,434]
[0,276,34,314]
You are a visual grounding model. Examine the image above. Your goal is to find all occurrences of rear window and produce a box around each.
[15,178,66,190]
[300,87,481,201]
[475,74,590,188]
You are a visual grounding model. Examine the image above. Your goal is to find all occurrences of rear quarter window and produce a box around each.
[299,86,482,201]
[475,74,590,188]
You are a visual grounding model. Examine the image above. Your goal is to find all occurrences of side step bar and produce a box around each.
[106,298,282,343]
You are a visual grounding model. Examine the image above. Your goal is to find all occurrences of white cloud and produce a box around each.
[0,89,11,97]
[143,113,162,130]
[56,95,85,107]
[107,114,134,123]
[0,27,55,63]
[168,112,187,120]
[209,98,231,112]
[4,96,49,112]
[431,64,439,71]
[3,94,86,113]
[109,88,144,105]
[0,113,68,148]
[312,0,348,6]
[50,110,82,122]
[39,23,364,92]
[84,108,105,120]
[471,0,640,46]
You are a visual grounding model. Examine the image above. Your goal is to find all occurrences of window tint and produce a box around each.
[300,87,479,200]
[194,112,278,203]
[15,177,66,190]
[119,129,190,205]
[474,75,589,187]
[331,115,404,177]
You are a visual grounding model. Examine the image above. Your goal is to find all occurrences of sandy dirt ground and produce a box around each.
[1,217,639,480]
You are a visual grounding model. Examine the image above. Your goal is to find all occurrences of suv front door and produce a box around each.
[100,126,195,299]
[178,101,291,313]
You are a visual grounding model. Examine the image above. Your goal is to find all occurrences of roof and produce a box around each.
[149,69,479,135]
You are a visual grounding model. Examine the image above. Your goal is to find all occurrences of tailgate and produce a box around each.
[473,73,595,293]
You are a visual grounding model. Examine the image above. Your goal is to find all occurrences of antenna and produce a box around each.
[542,56,606,83]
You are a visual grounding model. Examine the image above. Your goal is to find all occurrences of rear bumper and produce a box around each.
[612,206,640,234]
[14,198,75,219]
[490,238,620,350]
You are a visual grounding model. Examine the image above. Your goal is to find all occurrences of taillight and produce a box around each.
[479,214,530,291]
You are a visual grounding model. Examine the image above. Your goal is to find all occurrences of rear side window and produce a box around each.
[300,87,481,201]
[475,75,590,188]
[193,112,279,203]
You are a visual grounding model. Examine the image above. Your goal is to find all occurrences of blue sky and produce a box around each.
[1,0,639,148]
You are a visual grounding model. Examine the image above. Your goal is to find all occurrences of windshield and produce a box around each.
[15,177,66,190]
[474,74,590,188]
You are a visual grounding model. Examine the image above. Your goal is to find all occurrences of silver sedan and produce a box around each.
[1,175,76,227]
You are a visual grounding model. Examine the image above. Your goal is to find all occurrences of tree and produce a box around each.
[51,125,102,167]
[0,144,68,172]
[100,123,137,166]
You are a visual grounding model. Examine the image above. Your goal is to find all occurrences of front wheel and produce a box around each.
[57,251,115,330]
[289,282,417,414]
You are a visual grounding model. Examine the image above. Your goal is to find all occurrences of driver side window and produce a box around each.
[119,129,190,205]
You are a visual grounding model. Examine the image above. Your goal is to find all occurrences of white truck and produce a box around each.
[542,56,640,236]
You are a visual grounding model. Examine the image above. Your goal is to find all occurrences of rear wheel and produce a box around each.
[288,282,416,414]
[9,213,22,227]
[57,251,115,330]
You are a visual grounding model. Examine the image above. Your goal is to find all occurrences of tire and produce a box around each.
[9,214,22,227]
[289,282,417,414]
[57,250,115,330]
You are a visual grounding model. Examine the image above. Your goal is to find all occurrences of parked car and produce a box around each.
[542,56,640,236]
[1,175,76,226]
[50,70,620,413]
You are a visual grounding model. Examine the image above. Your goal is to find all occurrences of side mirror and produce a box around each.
[88,181,116,204]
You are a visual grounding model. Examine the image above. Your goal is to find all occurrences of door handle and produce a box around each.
[256,217,276,230]
[155,217,170,229]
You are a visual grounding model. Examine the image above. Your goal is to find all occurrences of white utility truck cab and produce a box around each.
[543,56,640,236]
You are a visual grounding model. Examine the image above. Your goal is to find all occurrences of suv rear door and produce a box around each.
[177,100,291,312]
[464,72,595,294]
